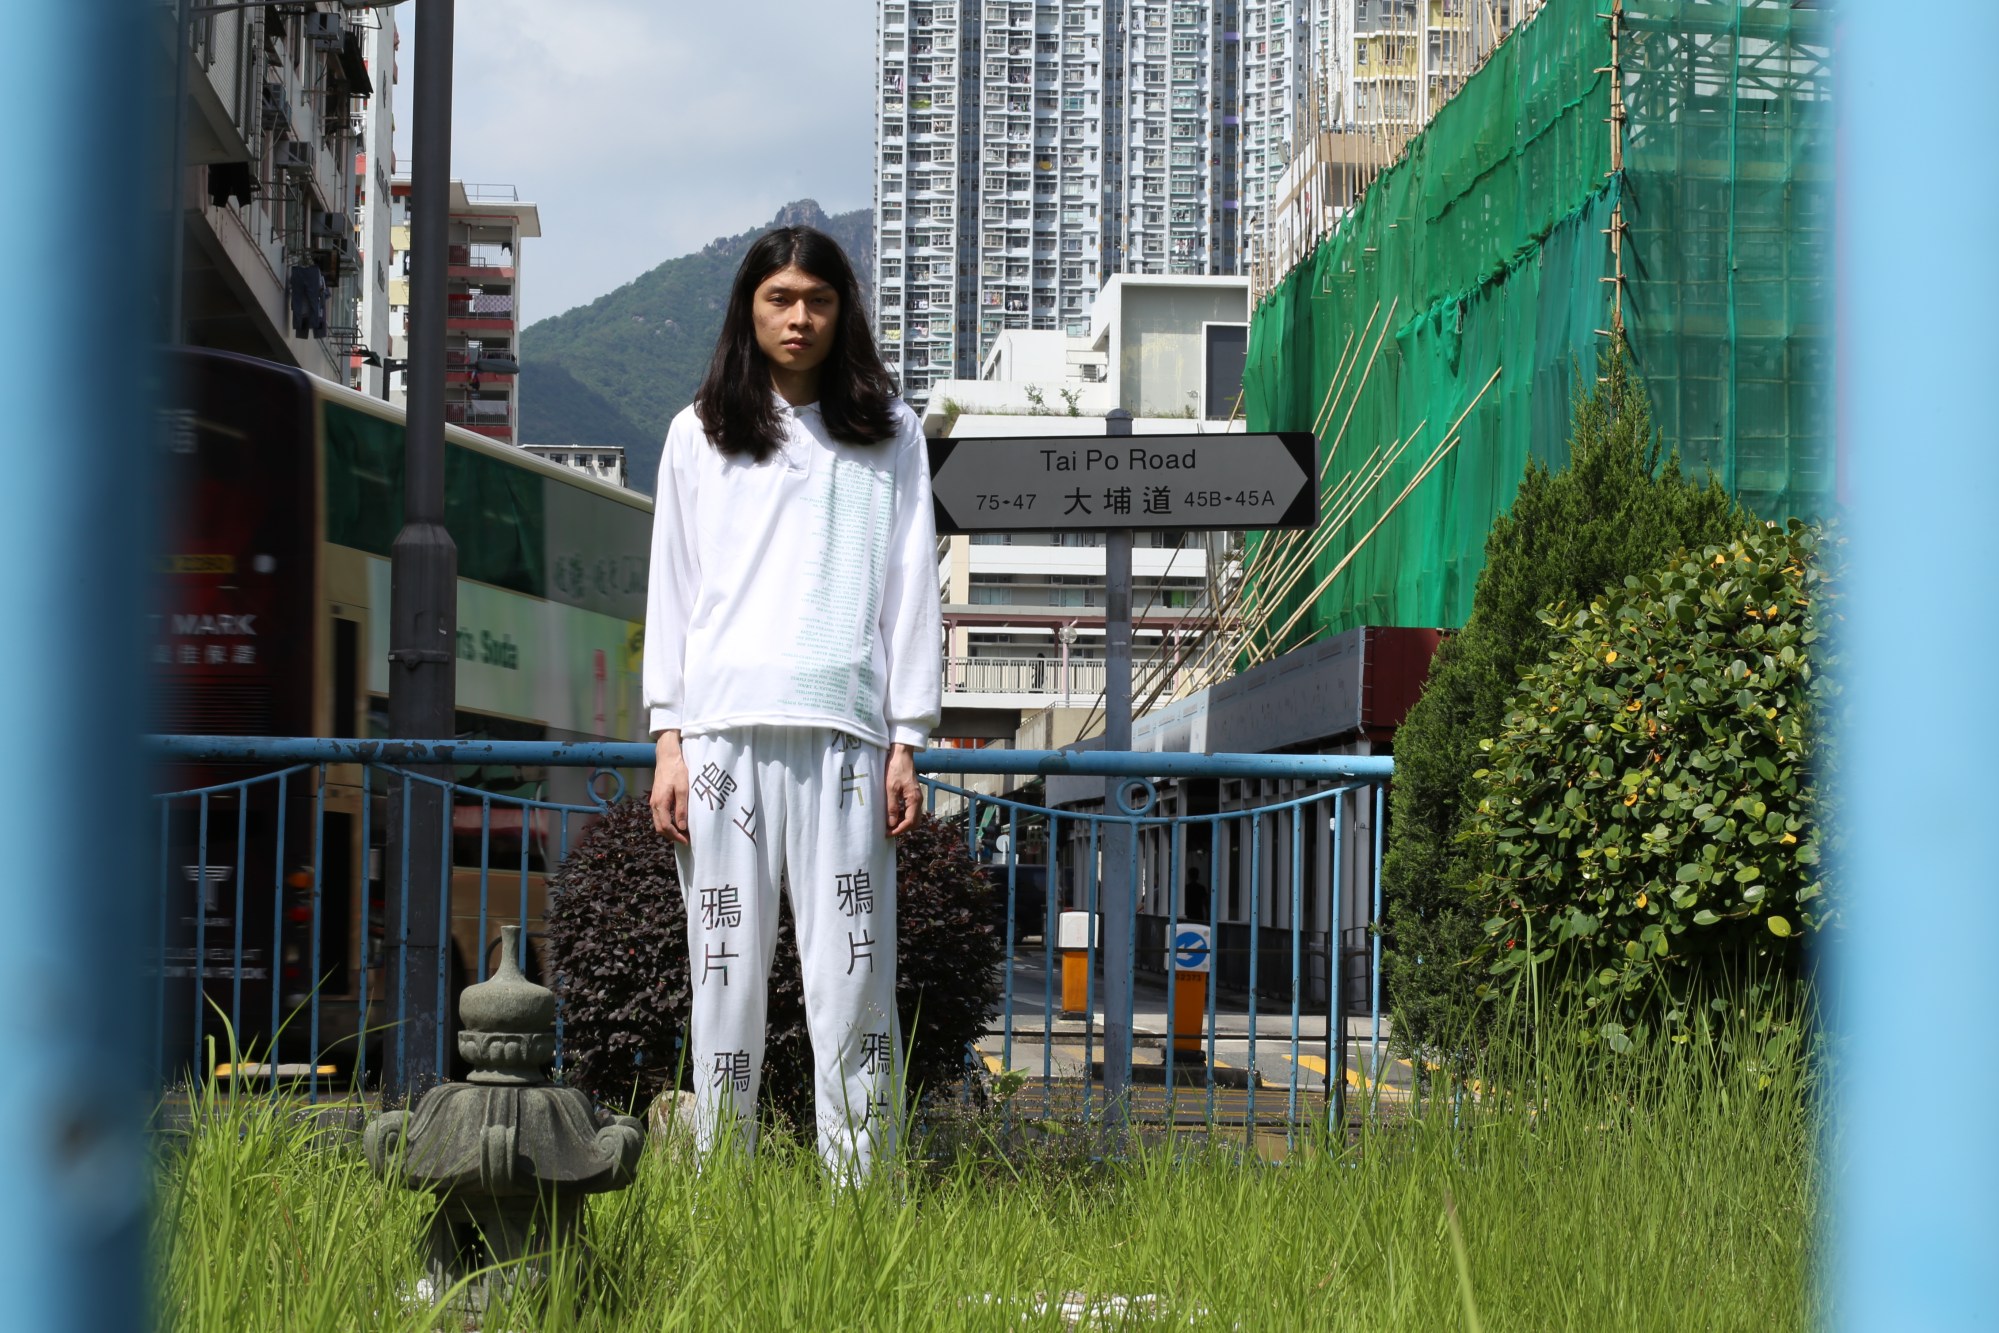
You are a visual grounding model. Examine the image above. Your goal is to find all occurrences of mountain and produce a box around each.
[520,200,874,493]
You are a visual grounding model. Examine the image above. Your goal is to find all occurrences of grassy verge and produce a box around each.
[156,1001,1816,1331]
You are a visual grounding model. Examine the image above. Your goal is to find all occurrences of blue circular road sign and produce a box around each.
[1172,928,1211,971]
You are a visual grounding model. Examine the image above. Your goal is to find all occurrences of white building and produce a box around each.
[921,274,1251,743]
[351,14,399,397]
[873,1,1246,407]
[386,179,541,448]
[177,3,386,383]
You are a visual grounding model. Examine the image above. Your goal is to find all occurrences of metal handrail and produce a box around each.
[147,735,1395,781]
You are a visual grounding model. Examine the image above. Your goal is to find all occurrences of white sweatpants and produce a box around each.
[673,726,901,1177]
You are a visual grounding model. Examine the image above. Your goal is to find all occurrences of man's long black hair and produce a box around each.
[694,226,899,461]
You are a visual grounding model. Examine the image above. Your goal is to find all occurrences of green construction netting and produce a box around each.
[1621,0,1834,519]
[1240,0,1831,655]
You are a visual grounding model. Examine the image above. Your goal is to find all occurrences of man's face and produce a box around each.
[752,264,840,376]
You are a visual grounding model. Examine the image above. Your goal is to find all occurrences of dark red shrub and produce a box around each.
[545,799,1005,1132]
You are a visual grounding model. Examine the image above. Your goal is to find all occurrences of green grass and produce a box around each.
[156,1002,1817,1331]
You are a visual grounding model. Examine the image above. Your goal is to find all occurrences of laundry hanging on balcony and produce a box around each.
[287,264,327,339]
[206,161,257,209]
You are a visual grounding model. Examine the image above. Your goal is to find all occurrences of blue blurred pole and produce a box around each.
[1836,4,1999,1329]
[0,0,154,1329]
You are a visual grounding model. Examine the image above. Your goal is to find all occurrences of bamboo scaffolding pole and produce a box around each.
[1311,306,1376,439]
[1229,452,1370,616]
[1231,298,1395,602]
[1248,431,1464,665]
[1322,297,1399,472]
[1242,361,1499,644]
[1242,364,1504,662]
[1217,455,1406,680]
[1233,440,1402,634]
[1232,432,1418,664]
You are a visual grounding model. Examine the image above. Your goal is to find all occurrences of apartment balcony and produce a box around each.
[444,400,512,429]
[446,292,514,332]
[446,244,515,281]
[940,655,1198,711]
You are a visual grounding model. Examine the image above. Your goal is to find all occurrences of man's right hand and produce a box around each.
[650,731,690,844]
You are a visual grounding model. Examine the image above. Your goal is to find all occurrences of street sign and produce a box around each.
[927,432,1318,535]
[1170,924,1212,973]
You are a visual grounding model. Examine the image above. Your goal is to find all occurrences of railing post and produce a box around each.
[1100,409,1136,1129]
[1837,4,1999,1325]
[1,1,153,1324]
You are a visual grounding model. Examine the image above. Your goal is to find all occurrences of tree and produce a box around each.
[1381,342,1745,1059]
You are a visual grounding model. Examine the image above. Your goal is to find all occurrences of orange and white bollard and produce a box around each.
[1057,910,1095,1017]
[1166,924,1212,1056]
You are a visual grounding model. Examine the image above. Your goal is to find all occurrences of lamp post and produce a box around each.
[385,0,458,1101]
[353,346,408,402]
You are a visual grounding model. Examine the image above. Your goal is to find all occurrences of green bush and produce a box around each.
[1466,521,1832,1006]
[545,799,1006,1131]
[1381,343,1746,1057]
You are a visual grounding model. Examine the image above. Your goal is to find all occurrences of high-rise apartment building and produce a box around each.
[387,179,539,448]
[872,2,1534,403]
[873,1,1244,405]
[1245,0,1534,287]
[1238,0,1311,286]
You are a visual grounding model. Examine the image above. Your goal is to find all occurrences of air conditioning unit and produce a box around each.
[310,210,349,240]
[274,140,315,176]
[305,12,345,48]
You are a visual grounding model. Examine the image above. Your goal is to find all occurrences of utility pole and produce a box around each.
[1100,408,1135,1129]
[385,0,458,1101]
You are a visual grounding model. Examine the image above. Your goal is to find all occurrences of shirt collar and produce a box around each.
[772,392,822,417]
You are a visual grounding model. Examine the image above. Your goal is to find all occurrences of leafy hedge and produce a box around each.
[545,799,1006,1131]
[1465,520,1833,1005]
[1380,343,1746,1052]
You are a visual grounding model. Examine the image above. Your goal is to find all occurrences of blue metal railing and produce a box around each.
[148,736,1394,1138]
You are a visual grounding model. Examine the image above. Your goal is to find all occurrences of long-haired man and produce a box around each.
[642,226,941,1178]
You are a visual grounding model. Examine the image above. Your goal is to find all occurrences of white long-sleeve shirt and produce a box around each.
[642,397,943,749]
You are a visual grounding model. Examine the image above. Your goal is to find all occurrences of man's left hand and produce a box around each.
[885,743,922,837]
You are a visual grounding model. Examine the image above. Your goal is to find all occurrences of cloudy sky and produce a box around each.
[394,2,878,325]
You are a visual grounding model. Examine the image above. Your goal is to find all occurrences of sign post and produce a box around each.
[1100,411,1134,1126]
[929,421,1316,1120]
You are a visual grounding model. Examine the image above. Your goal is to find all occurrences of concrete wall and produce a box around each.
[1119,284,1251,417]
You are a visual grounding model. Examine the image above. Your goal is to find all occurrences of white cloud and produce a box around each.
[394,1,877,323]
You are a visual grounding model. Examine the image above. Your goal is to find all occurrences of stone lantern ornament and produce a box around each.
[364,924,644,1312]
